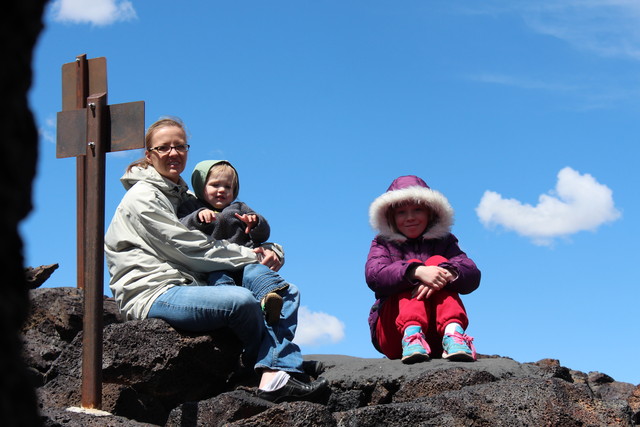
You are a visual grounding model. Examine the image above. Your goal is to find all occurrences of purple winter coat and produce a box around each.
[365,175,480,352]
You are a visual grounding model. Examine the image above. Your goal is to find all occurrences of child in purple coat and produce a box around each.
[366,175,481,363]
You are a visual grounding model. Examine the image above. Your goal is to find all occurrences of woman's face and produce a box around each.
[393,202,429,239]
[145,126,188,183]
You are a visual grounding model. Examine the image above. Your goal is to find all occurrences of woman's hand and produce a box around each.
[254,247,282,271]
[235,213,258,234]
[410,265,454,300]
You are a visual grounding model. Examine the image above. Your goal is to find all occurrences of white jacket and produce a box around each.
[105,166,282,320]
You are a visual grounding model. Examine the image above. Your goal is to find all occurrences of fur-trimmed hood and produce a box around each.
[369,175,454,242]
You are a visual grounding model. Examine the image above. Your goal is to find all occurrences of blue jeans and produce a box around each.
[148,271,303,373]
[208,263,289,303]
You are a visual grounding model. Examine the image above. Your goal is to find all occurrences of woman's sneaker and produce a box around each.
[442,326,476,362]
[401,325,431,364]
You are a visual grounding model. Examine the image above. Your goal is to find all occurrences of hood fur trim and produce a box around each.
[369,185,454,242]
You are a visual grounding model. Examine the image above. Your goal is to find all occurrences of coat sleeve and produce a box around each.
[177,197,216,235]
[178,208,215,235]
[237,202,271,246]
[437,234,481,295]
[365,237,416,298]
[113,183,258,274]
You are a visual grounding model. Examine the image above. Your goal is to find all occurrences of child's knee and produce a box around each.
[425,255,448,266]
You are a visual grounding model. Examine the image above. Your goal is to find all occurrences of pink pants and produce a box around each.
[375,256,469,359]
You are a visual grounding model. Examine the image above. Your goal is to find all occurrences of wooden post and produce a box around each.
[57,55,145,409]
[75,55,87,290]
[81,93,107,408]
[62,53,108,290]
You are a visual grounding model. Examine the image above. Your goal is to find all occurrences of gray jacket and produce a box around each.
[104,166,283,320]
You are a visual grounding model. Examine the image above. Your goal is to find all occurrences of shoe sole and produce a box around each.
[260,379,330,404]
[442,351,475,362]
[401,352,430,364]
[263,293,283,326]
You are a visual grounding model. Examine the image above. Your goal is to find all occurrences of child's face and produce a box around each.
[204,169,236,210]
[393,202,429,239]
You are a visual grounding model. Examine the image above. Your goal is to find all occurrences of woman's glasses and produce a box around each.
[147,144,190,154]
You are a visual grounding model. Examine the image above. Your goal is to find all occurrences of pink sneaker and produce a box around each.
[442,326,476,362]
[401,325,431,364]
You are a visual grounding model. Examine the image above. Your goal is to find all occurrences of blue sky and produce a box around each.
[23,0,639,385]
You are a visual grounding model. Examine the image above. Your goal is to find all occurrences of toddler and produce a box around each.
[178,160,287,325]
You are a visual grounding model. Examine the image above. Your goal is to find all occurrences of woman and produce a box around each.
[105,117,327,403]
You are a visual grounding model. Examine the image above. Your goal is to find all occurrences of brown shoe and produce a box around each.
[261,292,283,326]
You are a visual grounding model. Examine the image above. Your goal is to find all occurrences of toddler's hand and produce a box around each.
[235,213,258,234]
[198,209,217,223]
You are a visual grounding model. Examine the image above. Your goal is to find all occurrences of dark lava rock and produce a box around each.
[22,289,640,426]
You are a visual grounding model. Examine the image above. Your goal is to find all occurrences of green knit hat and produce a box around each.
[190,160,239,201]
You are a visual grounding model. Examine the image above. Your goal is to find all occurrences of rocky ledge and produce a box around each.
[23,287,640,426]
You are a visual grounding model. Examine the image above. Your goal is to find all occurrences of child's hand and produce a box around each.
[412,284,436,301]
[235,213,258,234]
[198,209,217,223]
[410,265,452,300]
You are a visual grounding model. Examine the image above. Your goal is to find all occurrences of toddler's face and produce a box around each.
[204,169,235,210]
[393,202,429,239]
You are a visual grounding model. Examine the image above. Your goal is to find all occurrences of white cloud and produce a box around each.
[523,1,640,60]
[470,0,640,61]
[38,116,56,144]
[294,306,345,346]
[476,167,621,245]
[526,0,640,60]
[50,0,137,26]
[39,127,55,144]
[467,73,578,92]
[460,1,640,109]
